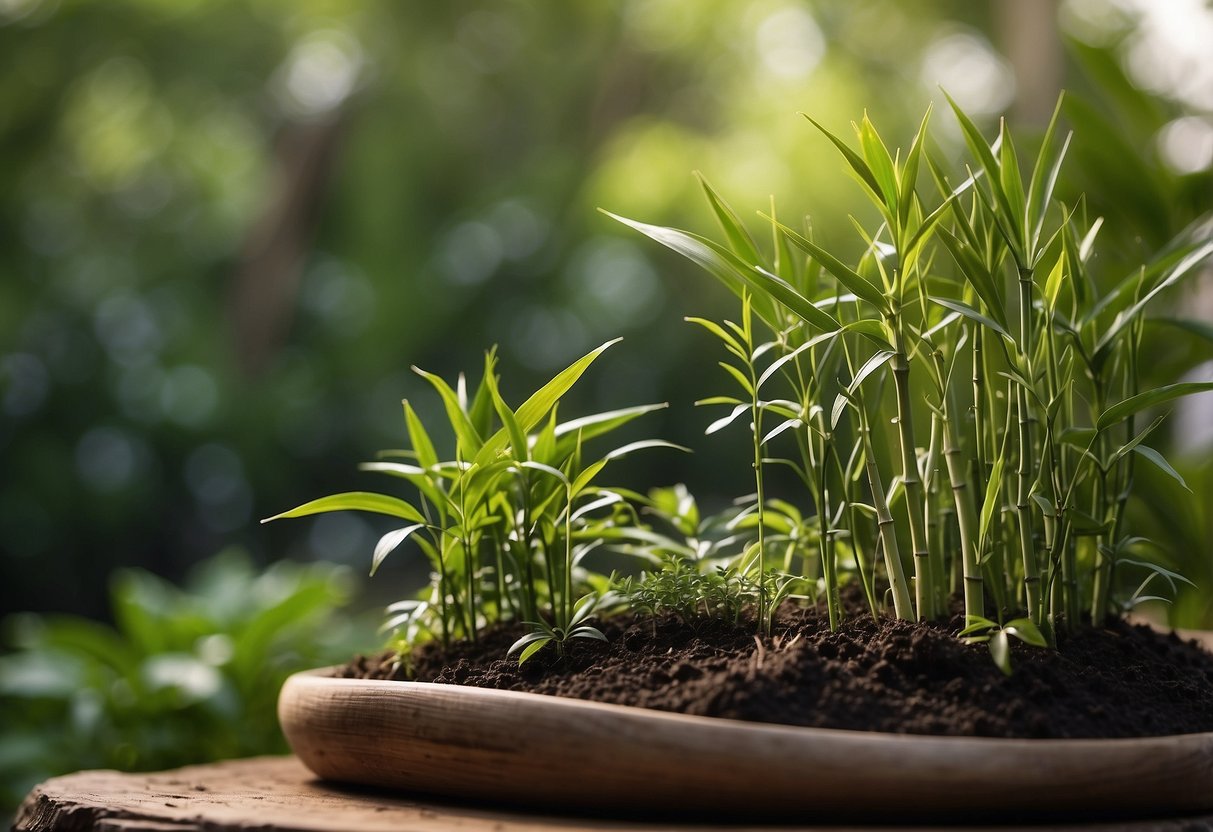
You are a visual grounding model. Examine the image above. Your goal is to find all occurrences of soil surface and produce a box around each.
[338,606,1213,739]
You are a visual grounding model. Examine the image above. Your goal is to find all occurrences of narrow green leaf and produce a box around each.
[262,492,426,524]
[1027,95,1071,253]
[751,265,844,332]
[1133,445,1191,492]
[371,524,425,576]
[696,172,763,266]
[764,216,889,313]
[706,403,750,434]
[412,367,484,458]
[943,91,1014,226]
[482,355,529,463]
[898,105,932,228]
[603,211,781,327]
[997,119,1027,245]
[929,296,1013,343]
[979,453,1006,548]
[802,114,884,205]
[402,400,438,470]
[858,113,899,217]
[1097,382,1213,431]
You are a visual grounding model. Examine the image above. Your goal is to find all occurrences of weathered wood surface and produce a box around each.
[279,665,1213,822]
[12,755,1213,832]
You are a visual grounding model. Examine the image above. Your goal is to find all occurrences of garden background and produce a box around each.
[2,0,1213,816]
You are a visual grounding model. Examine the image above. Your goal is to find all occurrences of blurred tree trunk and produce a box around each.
[995,0,1064,126]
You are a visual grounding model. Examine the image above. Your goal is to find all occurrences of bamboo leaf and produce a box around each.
[990,629,1012,676]
[1005,617,1047,648]
[371,524,426,576]
[858,113,900,217]
[979,453,1006,548]
[1096,382,1213,431]
[696,172,764,266]
[482,356,529,463]
[402,400,438,471]
[803,114,884,205]
[763,216,889,314]
[929,296,1014,343]
[1133,444,1191,492]
[1027,95,1071,254]
[603,211,782,327]
[997,119,1027,245]
[898,105,932,228]
[262,492,426,525]
[706,403,750,435]
[412,367,484,458]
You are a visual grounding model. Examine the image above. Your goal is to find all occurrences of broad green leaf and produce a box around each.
[1133,445,1191,492]
[358,461,448,511]
[1096,382,1213,431]
[412,367,483,459]
[516,339,620,434]
[1004,617,1048,648]
[263,492,426,524]
[764,217,889,314]
[569,625,608,642]
[696,172,763,266]
[371,524,425,576]
[989,629,1012,676]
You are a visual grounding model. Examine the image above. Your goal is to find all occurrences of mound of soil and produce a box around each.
[338,608,1213,739]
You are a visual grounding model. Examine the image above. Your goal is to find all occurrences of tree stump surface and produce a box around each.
[12,755,1213,832]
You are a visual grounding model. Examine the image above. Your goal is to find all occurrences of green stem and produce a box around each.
[891,324,935,620]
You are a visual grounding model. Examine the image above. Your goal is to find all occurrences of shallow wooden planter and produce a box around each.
[280,664,1213,823]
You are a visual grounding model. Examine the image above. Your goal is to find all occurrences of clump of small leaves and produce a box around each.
[264,341,685,663]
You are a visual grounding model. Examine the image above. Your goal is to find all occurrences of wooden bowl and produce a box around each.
[279,668,1213,822]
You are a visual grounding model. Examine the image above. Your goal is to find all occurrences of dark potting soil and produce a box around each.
[337,607,1213,739]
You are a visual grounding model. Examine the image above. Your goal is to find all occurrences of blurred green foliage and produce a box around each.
[1,0,1212,727]
[0,550,362,813]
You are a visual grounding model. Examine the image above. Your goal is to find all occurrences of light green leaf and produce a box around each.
[412,367,483,458]
[764,217,889,314]
[989,629,1012,676]
[1096,382,1213,431]
[403,400,438,471]
[696,172,763,266]
[371,524,426,576]
[1133,444,1191,492]
[1004,617,1048,648]
[262,492,426,525]
[929,296,1013,343]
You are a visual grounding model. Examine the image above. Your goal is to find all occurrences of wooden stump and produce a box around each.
[12,755,1213,831]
